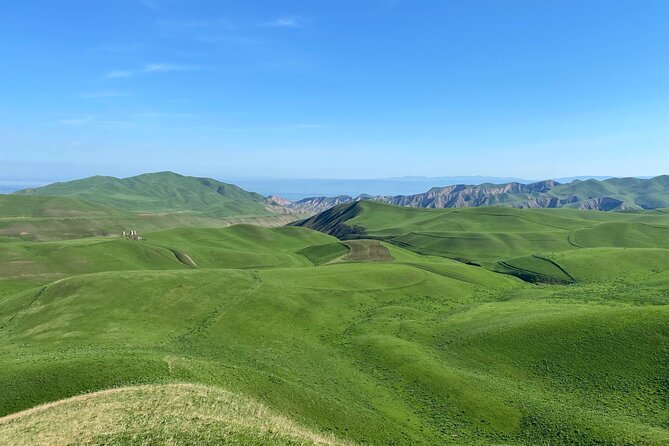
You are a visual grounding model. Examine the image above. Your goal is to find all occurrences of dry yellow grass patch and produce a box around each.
[0,383,352,446]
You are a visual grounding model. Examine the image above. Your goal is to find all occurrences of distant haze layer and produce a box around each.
[181,175,629,200]
[0,175,650,199]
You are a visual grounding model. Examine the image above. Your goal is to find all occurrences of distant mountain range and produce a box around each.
[230,175,635,200]
[10,172,669,216]
[277,176,669,213]
[0,175,640,198]
[231,176,535,200]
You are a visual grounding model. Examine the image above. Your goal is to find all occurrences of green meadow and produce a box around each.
[0,199,667,445]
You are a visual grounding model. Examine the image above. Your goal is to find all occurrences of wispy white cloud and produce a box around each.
[81,91,127,99]
[105,69,134,79]
[265,16,300,28]
[57,111,199,130]
[93,42,146,54]
[59,116,94,126]
[132,112,197,119]
[142,63,200,73]
[139,0,161,10]
[156,18,234,30]
[157,18,209,28]
[104,63,201,79]
[295,123,326,129]
[191,34,267,45]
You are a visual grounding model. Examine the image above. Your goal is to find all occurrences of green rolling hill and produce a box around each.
[294,200,669,266]
[0,195,120,218]
[551,175,669,209]
[0,199,667,444]
[14,171,273,218]
[1,172,306,242]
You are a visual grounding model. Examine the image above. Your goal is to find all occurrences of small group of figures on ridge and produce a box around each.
[121,230,144,241]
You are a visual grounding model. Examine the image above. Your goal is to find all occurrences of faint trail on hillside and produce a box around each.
[169,272,262,345]
[404,262,480,285]
[0,286,46,331]
[452,209,579,231]
[639,222,669,230]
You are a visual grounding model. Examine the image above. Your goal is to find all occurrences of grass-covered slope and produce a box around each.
[0,203,667,445]
[1,172,307,242]
[14,171,272,217]
[0,225,342,298]
[297,242,349,265]
[0,195,120,218]
[144,225,342,269]
[0,262,666,444]
[295,201,669,263]
[0,204,300,242]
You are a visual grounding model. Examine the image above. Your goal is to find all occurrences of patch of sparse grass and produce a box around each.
[0,384,349,445]
[342,240,393,262]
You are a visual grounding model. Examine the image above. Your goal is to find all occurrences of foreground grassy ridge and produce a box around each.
[0,204,667,445]
[0,384,347,445]
[1,265,667,444]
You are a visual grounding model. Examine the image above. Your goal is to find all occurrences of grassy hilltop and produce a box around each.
[1,173,305,242]
[0,198,667,444]
[13,171,272,218]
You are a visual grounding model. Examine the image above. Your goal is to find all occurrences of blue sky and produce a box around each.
[0,0,667,183]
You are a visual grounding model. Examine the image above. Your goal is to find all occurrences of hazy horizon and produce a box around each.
[1,171,661,199]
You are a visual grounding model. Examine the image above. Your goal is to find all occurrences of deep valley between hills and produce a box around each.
[0,172,667,445]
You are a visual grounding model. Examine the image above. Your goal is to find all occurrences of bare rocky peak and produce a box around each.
[265,195,293,207]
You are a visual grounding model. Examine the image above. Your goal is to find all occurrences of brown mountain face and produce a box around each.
[265,195,293,206]
[385,180,561,208]
[289,195,370,213]
[578,196,624,211]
